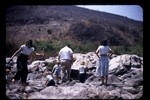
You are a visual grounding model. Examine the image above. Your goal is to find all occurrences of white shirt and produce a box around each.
[96,45,111,55]
[46,75,53,81]
[59,46,73,60]
[79,65,86,74]
[20,44,35,55]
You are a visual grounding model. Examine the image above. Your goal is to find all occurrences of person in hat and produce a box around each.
[51,60,62,84]
[79,61,87,83]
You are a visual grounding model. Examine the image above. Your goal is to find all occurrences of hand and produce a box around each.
[8,57,13,63]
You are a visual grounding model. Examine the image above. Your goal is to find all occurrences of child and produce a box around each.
[79,61,87,83]
[43,71,55,86]
[51,60,61,84]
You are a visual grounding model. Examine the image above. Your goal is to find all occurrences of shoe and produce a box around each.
[69,78,73,81]
[62,80,66,82]
[25,82,29,86]
[20,86,25,92]
[105,83,108,86]
[100,83,105,86]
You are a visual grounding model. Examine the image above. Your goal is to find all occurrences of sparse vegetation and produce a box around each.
[111,45,143,57]
[6,6,143,57]
[47,29,52,34]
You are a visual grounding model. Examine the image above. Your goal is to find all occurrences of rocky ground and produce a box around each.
[6,52,143,99]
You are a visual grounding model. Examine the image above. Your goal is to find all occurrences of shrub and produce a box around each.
[111,45,143,57]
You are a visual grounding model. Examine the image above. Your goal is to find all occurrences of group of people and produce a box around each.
[8,38,114,90]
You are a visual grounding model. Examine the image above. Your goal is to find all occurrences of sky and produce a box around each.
[76,5,143,22]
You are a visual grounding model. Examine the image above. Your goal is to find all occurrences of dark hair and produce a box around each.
[67,44,71,48]
[26,39,33,47]
[101,39,108,46]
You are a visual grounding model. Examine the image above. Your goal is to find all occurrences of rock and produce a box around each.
[25,86,35,93]
[6,53,143,99]
[108,74,122,85]
[124,78,143,87]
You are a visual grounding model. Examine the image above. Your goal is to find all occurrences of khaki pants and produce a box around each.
[60,59,71,82]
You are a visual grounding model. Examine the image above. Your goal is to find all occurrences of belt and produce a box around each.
[61,59,71,61]
[100,54,107,56]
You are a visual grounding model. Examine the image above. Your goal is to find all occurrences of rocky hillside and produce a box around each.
[6,6,143,56]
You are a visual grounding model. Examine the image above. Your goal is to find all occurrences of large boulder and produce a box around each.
[109,54,142,75]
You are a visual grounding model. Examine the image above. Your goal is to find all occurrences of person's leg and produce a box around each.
[55,75,59,84]
[82,73,86,83]
[60,61,67,82]
[21,65,28,90]
[101,76,104,85]
[105,76,108,85]
[104,57,109,85]
[12,70,21,82]
[100,58,105,85]
[66,60,71,81]
[79,74,82,83]
[12,61,23,82]
[47,80,55,86]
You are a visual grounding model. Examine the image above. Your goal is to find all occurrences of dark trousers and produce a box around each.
[14,53,28,84]
[79,73,86,83]
[47,80,55,86]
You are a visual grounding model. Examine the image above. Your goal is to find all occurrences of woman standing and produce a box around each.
[95,39,114,85]
[10,39,44,89]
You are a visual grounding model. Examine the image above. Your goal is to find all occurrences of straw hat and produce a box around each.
[56,60,60,64]
[80,61,85,65]
[43,71,49,76]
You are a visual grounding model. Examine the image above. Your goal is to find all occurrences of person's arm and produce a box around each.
[45,80,48,85]
[108,49,114,58]
[70,53,74,64]
[58,54,60,61]
[10,47,22,60]
[51,66,55,74]
[31,50,44,57]
[29,51,44,63]
[95,52,100,58]
[95,50,100,58]
[95,46,100,58]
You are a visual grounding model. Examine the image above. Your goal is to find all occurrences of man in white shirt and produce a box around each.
[58,44,74,82]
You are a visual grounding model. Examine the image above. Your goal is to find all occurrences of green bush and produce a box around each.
[33,40,54,52]
[111,45,143,57]
[47,62,55,71]
[32,40,143,58]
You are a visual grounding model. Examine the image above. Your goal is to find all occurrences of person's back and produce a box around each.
[58,45,74,82]
[53,64,61,75]
[79,61,86,83]
[95,39,114,85]
[59,46,73,60]
[79,65,86,74]
[99,45,111,55]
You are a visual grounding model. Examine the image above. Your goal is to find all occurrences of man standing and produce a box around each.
[58,44,74,82]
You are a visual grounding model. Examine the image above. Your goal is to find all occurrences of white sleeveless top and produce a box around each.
[20,44,35,55]
[96,45,111,55]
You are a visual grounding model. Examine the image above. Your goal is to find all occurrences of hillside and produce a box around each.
[6,6,143,57]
